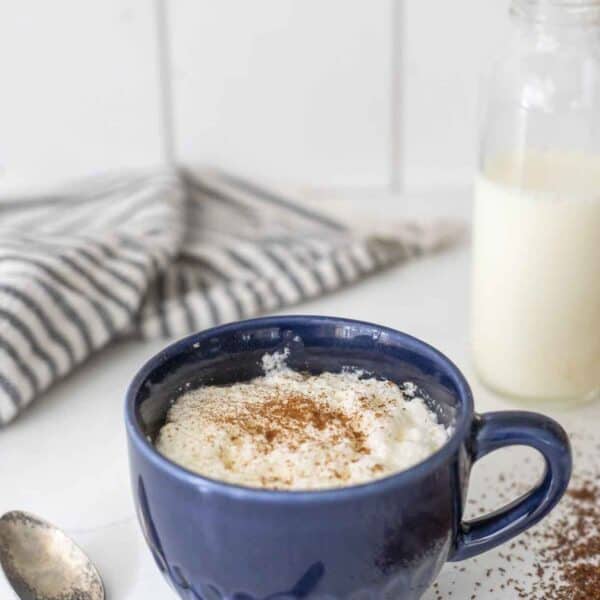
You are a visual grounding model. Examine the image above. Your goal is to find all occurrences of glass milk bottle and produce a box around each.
[472,0,600,404]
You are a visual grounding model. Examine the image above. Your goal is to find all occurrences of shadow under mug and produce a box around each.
[125,316,572,600]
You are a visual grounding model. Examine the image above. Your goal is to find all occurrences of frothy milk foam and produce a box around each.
[155,352,449,490]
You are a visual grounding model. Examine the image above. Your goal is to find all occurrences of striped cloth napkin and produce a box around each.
[0,169,461,425]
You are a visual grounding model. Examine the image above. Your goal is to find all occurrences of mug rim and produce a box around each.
[125,315,474,503]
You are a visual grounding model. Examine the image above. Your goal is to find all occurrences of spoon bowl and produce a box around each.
[0,511,104,600]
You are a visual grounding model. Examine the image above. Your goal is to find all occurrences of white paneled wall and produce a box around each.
[170,0,392,188]
[402,0,510,188]
[0,0,512,192]
[0,1,164,190]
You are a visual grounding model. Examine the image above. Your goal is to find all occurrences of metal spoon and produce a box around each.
[0,511,104,600]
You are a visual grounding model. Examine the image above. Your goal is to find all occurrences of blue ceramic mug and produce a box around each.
[125,316,572,600]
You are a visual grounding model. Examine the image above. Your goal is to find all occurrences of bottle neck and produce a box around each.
[511,0,600,27]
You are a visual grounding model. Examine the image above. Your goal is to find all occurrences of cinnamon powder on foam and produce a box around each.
[156,352,449,491]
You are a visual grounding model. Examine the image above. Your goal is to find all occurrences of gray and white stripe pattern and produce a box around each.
[0,169,461,425]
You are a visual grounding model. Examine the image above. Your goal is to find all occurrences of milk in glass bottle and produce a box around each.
[472,0,600,404]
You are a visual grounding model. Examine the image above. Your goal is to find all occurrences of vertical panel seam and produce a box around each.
[154,0,176,166]
[389,0,404,193]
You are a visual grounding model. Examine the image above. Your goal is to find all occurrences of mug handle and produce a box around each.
[450,411,572,562]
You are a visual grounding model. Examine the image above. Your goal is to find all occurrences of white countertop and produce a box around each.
[1,188,598,599]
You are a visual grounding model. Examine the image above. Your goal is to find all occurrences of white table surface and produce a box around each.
[1,188,598,599]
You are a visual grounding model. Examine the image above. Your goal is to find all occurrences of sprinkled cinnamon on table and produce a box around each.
[431,429,600,599]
